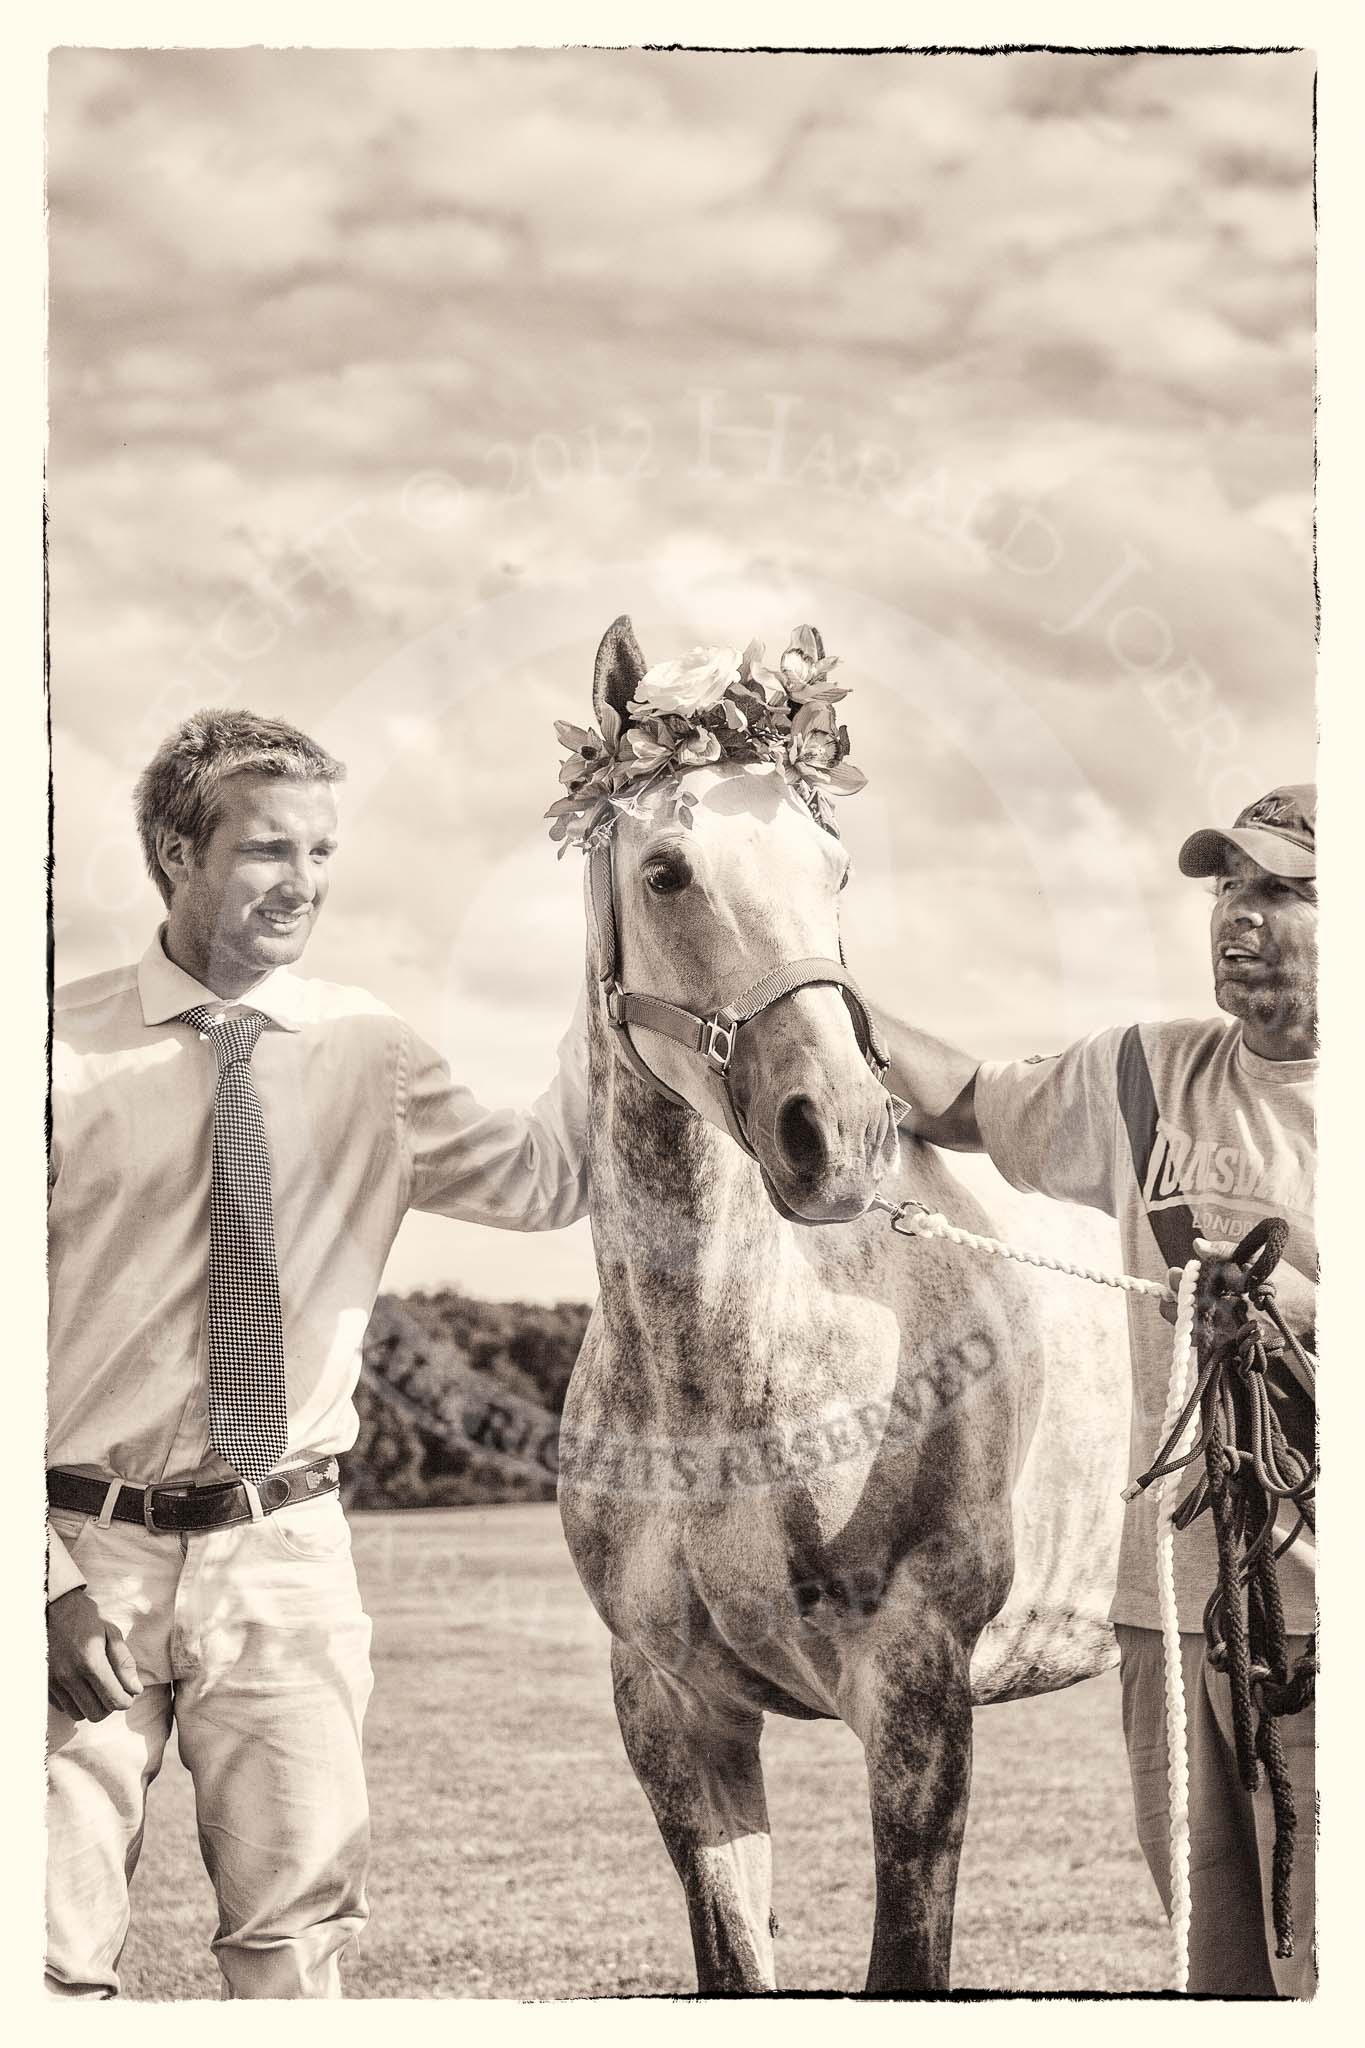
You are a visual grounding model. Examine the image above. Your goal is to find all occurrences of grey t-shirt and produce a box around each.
[975,1018,1315,1633]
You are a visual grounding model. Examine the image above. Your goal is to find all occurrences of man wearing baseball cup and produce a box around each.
[878,784,1318,1996]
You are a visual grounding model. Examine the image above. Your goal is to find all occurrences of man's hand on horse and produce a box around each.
[47,1586,143,1722]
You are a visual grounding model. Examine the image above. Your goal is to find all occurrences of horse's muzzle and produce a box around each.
[762,1085,900,1224]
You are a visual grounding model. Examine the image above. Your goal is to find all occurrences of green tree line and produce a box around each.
[342,1291,593,1511]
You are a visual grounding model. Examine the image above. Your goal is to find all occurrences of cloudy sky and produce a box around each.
[47,46,1316,1301]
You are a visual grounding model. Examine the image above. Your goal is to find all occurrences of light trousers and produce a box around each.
[1117,1623,1315,1998]
[45,1490,373,1999]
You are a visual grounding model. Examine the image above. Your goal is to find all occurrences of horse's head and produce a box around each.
[583,616,899,1223]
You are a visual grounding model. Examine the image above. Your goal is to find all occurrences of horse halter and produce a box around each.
[586,826,891,1162]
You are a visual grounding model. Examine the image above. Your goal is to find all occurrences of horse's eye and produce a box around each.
[838,862,852,892]
[643,855,692,897]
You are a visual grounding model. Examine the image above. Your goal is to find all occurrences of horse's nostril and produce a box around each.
[776,1094,827,1178]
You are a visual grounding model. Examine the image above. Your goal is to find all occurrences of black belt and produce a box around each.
[47,1457,341,1533]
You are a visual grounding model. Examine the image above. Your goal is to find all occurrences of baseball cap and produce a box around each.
[1178,783,1316,880]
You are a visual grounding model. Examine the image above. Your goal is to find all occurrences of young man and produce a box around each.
[46,709,589,1999]
[875,784,1317,1997]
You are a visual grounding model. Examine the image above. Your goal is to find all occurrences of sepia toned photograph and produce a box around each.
[44,38,1317,2000]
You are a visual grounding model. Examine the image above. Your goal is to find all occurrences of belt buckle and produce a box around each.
[143,1482,193,1533]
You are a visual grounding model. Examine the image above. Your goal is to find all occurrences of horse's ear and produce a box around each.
[593,615,646,741]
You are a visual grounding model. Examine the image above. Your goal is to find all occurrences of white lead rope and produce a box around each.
[1150,1259,1202,1992]
[870,1198,1173,1300]
[873,1197,1205,1992]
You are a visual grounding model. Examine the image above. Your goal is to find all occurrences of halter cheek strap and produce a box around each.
[586,833,891,1160]
[588,834,693,1115]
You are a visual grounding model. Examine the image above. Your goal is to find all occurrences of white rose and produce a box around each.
[628,646,742,719]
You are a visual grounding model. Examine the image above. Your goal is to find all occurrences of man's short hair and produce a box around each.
[134,708,346,906]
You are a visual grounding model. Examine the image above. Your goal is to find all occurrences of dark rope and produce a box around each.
[1132,1218,1316,1961]
[1203,1404,1259,1785]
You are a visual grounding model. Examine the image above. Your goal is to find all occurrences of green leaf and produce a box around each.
[791,701,834,736]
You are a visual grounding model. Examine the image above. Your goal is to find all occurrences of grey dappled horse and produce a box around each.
[559,618,1129,1993]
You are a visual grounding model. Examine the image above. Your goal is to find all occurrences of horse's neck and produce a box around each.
[586,991,789,1411]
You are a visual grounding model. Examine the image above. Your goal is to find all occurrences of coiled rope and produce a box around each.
[1126,1217,1316,1964]
[871,1197,1315,1988]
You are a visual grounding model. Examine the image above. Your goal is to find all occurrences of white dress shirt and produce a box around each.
[47,930,589,1600]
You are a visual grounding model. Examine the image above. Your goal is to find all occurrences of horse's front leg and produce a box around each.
[611,1639,776,1994]
[847,1624,975,1994]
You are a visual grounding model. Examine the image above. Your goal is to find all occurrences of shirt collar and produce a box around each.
[1234,1025,1317,1084]
[137,928,305,1033]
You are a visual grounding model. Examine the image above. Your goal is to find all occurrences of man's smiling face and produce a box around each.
[1209,848,1317,1057]
[162,773,339,996]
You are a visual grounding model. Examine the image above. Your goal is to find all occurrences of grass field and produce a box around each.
[118,1503,1168,1998]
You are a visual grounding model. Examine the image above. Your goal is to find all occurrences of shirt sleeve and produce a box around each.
[401,990,590,1232]
[973,1025,1125,1217]
[47,1525,87,1604]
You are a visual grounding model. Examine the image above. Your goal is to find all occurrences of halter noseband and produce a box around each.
[586,827,891,1162]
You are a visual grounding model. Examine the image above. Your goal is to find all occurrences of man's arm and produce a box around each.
[46,1525,142,1723]
[871,1008,984,1151]
[403,990,590,1231]
[47,1524,86,1606]
[878,1012,1125,1218]
[48,1586,143,1723]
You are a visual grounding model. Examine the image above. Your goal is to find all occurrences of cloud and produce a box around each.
[47,49,1316,1301]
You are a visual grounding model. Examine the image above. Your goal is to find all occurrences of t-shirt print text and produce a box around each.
[1143,1117,1313,1231]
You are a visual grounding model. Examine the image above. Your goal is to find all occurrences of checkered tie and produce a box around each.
[180,1005,288,1484]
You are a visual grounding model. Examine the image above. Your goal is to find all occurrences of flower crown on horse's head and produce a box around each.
[547,625,867,855]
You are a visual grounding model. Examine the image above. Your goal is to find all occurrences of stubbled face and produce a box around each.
[610,762,899,1220]
[1209,849,1317,1057]
[161,773,339,996]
